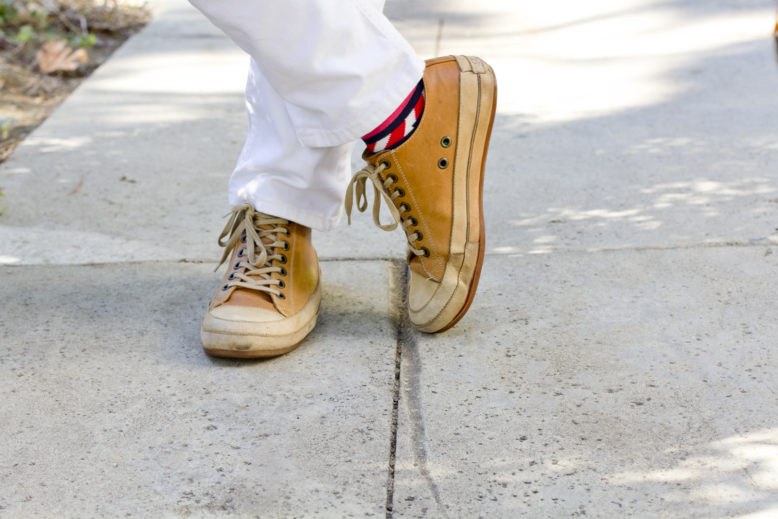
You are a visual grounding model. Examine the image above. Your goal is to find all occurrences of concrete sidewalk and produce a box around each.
[2,0,778,517]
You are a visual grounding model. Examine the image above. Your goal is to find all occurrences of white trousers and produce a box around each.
[189,0,425,231]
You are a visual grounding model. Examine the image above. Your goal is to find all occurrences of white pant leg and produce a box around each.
[189,0,424,231]
[230,60,355,231]
[189,0,424,146]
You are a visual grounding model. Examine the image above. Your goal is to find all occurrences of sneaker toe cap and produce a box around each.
[209,304,284,324]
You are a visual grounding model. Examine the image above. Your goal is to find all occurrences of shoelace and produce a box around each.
[216,203,289,297]
[345,161,427,257]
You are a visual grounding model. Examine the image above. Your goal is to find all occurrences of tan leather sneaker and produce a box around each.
[346,55,497,333]
[201,203,321,358]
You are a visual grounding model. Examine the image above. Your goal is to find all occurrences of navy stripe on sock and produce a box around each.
[363,80,424,145]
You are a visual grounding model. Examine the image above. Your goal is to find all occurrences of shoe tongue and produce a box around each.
[224,224,287,312]
[227,287,277,311]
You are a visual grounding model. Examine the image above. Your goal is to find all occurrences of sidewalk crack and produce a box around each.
[385,260,404,518]
[386,260,446,518]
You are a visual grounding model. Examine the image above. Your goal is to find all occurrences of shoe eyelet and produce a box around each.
[399,202,410,213]
[240,231,247,243]
[279,267,287,276]
[278,293,286,300]
[221,284,230,291]
[280,254,288,264]
[441,136,452,148]
[409,216,418,226]
[415,231,423,242]
[421,247,430,257]
[237,248,245,258]
[282,241,290,251]
[277,280,286,289]
[228,273,235,280]
[233,261,241,270]
[438,157,449,169]
[380,160,391,169]
[395,187,405,198]
[387,173,398,183]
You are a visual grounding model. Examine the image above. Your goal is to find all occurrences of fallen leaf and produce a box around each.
[35,41,88,74]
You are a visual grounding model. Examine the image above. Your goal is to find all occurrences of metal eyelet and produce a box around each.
[221,284,230,291]
[415,231,423,242]
[380,160,391,169]
[441,136,452,148]
[282,241,290,251]
[278,293,286,300]
[399,202,410,213]
[240,231,247,243]
[279,254,288,264]
[409,216,418,226]
[438,158,449,169]
[228,273,235,280]
[387,174,398,183]
[237,249,245,257]
[395,187,405,197]
[421,247,430,257]
[279,267,287,276]
[233,261,241,270]
[277,280,286,289]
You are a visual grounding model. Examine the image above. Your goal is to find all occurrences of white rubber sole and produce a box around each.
[409,56,497,333]
[201,282,321,358]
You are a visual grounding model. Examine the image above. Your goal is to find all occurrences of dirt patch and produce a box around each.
[0,1,151,164]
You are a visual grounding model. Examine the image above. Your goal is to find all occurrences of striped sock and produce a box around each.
[362,80,425,154]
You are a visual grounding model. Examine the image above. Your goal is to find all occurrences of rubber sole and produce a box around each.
[429,56,497,334]
[201,283,321,359]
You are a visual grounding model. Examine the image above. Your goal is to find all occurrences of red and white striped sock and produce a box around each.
[362,80,425,154]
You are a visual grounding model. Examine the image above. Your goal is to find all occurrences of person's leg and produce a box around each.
[192,0,497,357]
[200,61,339,358]
[191,0,424,358]
[230,59,355,232]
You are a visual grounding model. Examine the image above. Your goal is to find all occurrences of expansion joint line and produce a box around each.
[385,259,407,518]
[385,260,446,518]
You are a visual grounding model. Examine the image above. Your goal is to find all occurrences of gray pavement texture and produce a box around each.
[1,0,778,517]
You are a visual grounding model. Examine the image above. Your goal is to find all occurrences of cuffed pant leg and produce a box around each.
[189,0,424,230]
[230,60,354,231]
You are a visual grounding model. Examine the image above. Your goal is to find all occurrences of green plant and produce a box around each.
[0,2,20,26]
[70,32,96,47]
[11,23,33,42]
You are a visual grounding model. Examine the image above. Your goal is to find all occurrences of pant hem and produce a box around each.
[229,196,343,232]
[294,56,425,148]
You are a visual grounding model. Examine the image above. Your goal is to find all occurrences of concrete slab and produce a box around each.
[0,260,396,517]
[392,249,778,518]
